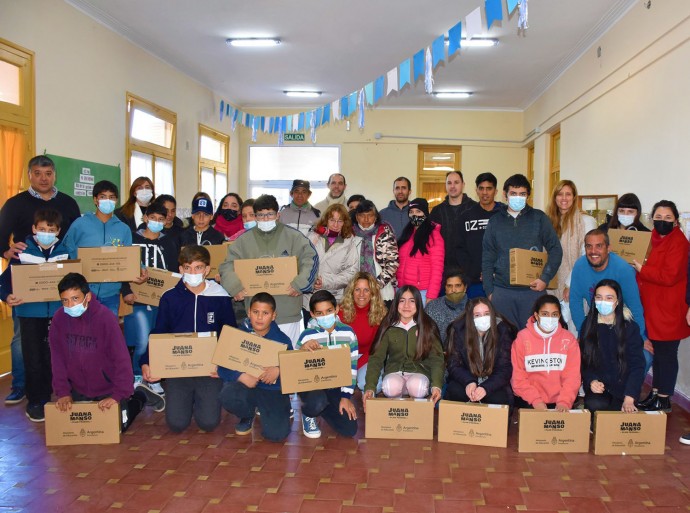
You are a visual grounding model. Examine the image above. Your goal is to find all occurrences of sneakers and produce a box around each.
[638,394,672,413]
[5,387,25,405]
[135,381,166,412]
[25,403,45,423]
[235,417,254,435]
[302,414,321,438]
[680,433,690,445]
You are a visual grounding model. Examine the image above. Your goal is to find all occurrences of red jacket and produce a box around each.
[637,227,690,341]
[396,224,445,299]
[511,318,581,408]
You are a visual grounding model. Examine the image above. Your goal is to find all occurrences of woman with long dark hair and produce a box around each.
[446,298,515,405]
[213,192,244,239]
[634,200,690,412]
[599,193,650,232]
[115,176,155,232]
[579,279,645,413]
[362,286,444,407]
[396,198,444,304]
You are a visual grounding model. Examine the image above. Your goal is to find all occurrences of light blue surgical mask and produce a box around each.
[595,300,616,316]
[35,231,57,246]
[257,220,277,232]
[98,199,116,215]
[243,220,257,230]
[64,298,88,318]
[183,272,205,287]
[617,214,635,227]
[147,220,164,233]
[538,316,559,333]
[508,195,527,212]
[316,313,336,330]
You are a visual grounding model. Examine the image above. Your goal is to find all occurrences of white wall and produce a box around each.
[0,0,239,207]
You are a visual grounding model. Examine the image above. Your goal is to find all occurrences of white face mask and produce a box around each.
[257,220,277,232]
[136,189,153,205]
[183,272,205,287]
[617,214,635,227]
[538,316,559,333]
[473,315,492,333]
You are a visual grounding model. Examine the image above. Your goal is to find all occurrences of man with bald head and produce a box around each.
[314,173,347,212]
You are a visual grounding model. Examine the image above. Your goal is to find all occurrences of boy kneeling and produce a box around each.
[218,293,293,441]
[49,273,146,432]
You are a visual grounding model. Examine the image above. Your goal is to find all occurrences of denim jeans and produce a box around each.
[124,304,158,375]
[299,388,357,437]
[97,293,121,320]
[220,381,291,442]
[10,309,25,389]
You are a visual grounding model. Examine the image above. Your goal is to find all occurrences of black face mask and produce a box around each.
[410,215,426,227]
[653,220,675,235]
[220,208,239,221]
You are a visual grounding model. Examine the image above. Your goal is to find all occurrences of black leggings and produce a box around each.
[650,340,680,396]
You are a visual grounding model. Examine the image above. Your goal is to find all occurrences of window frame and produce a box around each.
[125,92,177,192]
[198,124,230,208]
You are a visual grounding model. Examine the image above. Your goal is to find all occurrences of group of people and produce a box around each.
[1,155,689,445]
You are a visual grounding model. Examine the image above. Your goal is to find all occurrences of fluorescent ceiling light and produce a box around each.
[433,92,472,99]
[226,38,281,47]
[284,91,322,98]
[444,37,498,48]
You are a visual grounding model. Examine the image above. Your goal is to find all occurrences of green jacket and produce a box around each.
[364,325,445,392]
[219,223,318,324]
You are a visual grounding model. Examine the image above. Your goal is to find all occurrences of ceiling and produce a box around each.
[66,0,637,111]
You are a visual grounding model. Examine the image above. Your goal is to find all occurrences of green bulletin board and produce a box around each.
[48,154,121,214]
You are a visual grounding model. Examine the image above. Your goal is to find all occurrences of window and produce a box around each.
[199,125,229,209]
[527,145,535,206]
[126,93,176,195]
[549,130,560,194]
[416,145,462,209]
[248,146,339,207]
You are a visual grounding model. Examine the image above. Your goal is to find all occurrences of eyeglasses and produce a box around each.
[328,219,345,225]
[255,212,277,220]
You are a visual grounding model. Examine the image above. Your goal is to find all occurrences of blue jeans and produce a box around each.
[97,293,121,319]
[124,304,158,375]
[220,381,291,442]
[643,348,653,377]
[466,283,487,299]
[10,309,25,389]
[299,388,357,437]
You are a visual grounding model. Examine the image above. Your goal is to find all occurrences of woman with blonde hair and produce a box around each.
[338,272,388,390]
[115,176,156,232]
[303,204,360,320]
[546,180,597,326]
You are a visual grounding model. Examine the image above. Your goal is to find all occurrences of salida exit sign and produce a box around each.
[283,133,305,142]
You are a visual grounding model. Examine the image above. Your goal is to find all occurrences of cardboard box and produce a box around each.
[78,246,141,283]
[510,248,558,288]
[593,410,667,455]
[518,409,591,453]
[234,256,298,295]
[608,229,652,264]
[45,402,120,446]
[365,397,434,440]
[437,401,509,447]
[207,242,232,277]
[10,260,82,302]
[279,344,353,394]
[130,267,182,307]
[212,325,285,378]
[148,332,217,378]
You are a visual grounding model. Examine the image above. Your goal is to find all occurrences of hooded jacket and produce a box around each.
[380,200,410,239]
[49,296,133,401]
[396,224,445,299]
[511,317,581,408]
[429,193,477,269]
[278,202,320,236]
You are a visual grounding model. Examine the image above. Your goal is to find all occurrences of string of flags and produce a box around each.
[219,0,527,144]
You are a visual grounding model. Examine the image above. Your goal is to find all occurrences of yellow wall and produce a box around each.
[237,109,527,208]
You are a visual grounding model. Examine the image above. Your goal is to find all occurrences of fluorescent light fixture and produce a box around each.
[433,92,472,99]
[226,38,281,47]
[431,155,452,160]
[444,37,498,48]
[284,91,322,98]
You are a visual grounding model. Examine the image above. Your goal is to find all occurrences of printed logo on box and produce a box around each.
[240,340,261,354]
[304,357,326,369]
[70,411,93,422]
[543,419,565,431]
[460,412,482,424]
[172,345,193,355]
[619,422,641,432]
[388,407,409,418]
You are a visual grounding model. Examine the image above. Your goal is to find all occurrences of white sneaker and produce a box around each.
[148,382,165,396]
[135,382,166,412]
[302,414,321,438]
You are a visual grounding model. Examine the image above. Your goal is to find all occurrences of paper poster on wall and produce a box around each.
[48,154,121,214]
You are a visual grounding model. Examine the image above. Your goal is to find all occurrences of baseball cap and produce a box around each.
[192,197,213,215]
[291,179,311,192]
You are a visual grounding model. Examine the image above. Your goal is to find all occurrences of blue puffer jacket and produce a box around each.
[0,236,70,318]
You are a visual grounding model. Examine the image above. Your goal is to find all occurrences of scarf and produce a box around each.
[353,223,377,276]
[214,214,243,238]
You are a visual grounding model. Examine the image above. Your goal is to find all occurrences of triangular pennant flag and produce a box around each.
[448,22,462,56]
[364,82,374,105]
[281,116,287,131]
[348,92,357,117]
[399,59,411,89]
[332,100,340,121]
[322,104,330,124]
[286,115,293,131]
[507,0,519,14]
[298,112,305,130]
[269,117,274,134]
[386,68,398,95]
[260,117,265,132]
[219,100,224,121]
[413,50,424,83]
[248,114,254,129]
[292,114,299,131]
[374,76,385,103]
[244,113,251,127]
[432,35,445,68]
[315,107,323,127]
[341,96,349,117]
[486,0,502,28]
[466,7,482,39]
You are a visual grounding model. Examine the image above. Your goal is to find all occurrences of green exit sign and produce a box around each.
[283,133,305,142]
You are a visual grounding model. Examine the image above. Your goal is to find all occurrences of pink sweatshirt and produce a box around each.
[396,224,445,299]
[510,317,581,408]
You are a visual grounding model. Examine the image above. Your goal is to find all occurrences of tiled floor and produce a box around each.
[1,377,690,513]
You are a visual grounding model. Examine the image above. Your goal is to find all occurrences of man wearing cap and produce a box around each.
[314,173,347,213]
[180,196,226,246]
[279,180,321,236]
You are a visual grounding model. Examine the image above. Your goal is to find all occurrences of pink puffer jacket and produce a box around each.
[395,224,445,299]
